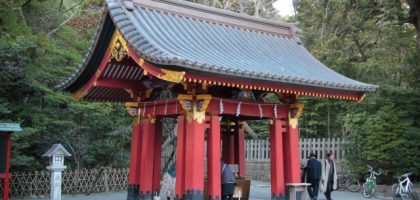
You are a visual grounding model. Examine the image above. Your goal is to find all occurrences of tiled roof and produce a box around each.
[42,144,72,157]
[0,123,22,133]
[59,0,378,92]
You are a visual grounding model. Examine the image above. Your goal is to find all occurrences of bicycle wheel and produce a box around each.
[363,182,375,198]
[346,177,360,192]
[410,192,419,200]
[408,184,419,200]
[392,183,402,200]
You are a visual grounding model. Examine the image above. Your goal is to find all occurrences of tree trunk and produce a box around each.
[405,0,420,49]
[254,0,260,17]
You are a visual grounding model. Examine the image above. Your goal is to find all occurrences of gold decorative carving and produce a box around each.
[288,103,304,129]
[125,102,141,124]
[157,69,185,83]
[125,102,139,107]
[147,115,156,124]
[138,58,145,66]
[109,30,128,62]
[178,94,211,124]
[145,88,153,98]
[95,69,101,77]
[196,94,211,112]
[72,89,88,101]
[125,89,134,99]
[357,94,366,103]
[201,82,209,90]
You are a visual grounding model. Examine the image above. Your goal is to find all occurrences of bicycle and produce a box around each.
[392,172,419,200]
[338,171,361,192]
[362,165,381,198]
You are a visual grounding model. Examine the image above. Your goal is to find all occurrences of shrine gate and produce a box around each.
[58,0,377,199]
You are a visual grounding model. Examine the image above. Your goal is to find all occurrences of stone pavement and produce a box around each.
[16,180,393,200]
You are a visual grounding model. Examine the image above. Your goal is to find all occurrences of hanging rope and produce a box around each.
[175,101,178,113]
[164,99,168,115]
[152,101,156,116]
[236,102,242,117]
[258,104,263,119]
[274,104,278,119]
[219,98,224,114]
[142,102,147,117]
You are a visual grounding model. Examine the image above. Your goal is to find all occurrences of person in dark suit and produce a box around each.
[305,153,322,200]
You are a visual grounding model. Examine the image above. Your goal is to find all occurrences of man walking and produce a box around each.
[221,160,236,200]
[321,152,337,200]
[304,153,321,200]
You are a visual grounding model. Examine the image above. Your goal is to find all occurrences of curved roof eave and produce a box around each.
[58,0,378,94]
[56,12,116,92]
[107,0,378,92]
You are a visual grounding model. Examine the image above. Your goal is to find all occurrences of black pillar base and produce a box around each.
[272,192,286,200]
[127,184,140,200]
[175,190,204,200]
[139,190,153,200]
[207,195,221,200]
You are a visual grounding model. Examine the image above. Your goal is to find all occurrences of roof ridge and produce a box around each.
[123,0,296,37]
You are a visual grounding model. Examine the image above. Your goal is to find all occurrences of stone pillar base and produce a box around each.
[127,184,139,200]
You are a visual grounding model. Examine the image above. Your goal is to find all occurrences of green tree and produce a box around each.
[0,0,131,171]
[294,0,420,179]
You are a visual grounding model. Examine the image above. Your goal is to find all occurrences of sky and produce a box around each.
[273,0,295,17]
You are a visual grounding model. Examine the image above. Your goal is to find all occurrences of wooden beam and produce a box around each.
[243,122,258,139]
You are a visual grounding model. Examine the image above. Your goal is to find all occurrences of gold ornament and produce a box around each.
[109,30,128,62]
[178,94,211,124]
[288,103,304,129]
[157,69,185,83]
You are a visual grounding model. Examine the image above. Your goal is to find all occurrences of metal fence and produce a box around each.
[0,168,128,199]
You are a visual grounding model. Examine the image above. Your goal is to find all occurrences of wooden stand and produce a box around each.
[204,179,251,200]
[286,183,310,200]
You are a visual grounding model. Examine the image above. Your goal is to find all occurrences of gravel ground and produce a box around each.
[13,180,396,200]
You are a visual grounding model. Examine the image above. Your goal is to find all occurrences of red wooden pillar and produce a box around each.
[283,122,301,184]
[270,119,286,200]
[183,116,205,199]
[128,119,142,200]
[139,118,156,199]
[152,118,163,196]
[207,115,221,200]
[222,133,235,164]
[175,115,186,199]
[1,133,11,200]
[235,122,246,177]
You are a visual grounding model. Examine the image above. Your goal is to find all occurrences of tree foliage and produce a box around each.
[0,0,130,171]
[294,0,420,180]
[1,0,419,181]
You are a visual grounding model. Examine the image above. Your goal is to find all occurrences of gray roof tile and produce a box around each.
[0,123,22,132]
[59,0,378,93]
[105,0,377,92]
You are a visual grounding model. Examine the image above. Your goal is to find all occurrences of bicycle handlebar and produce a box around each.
[399,172,413,179]
[366,165,381,176]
